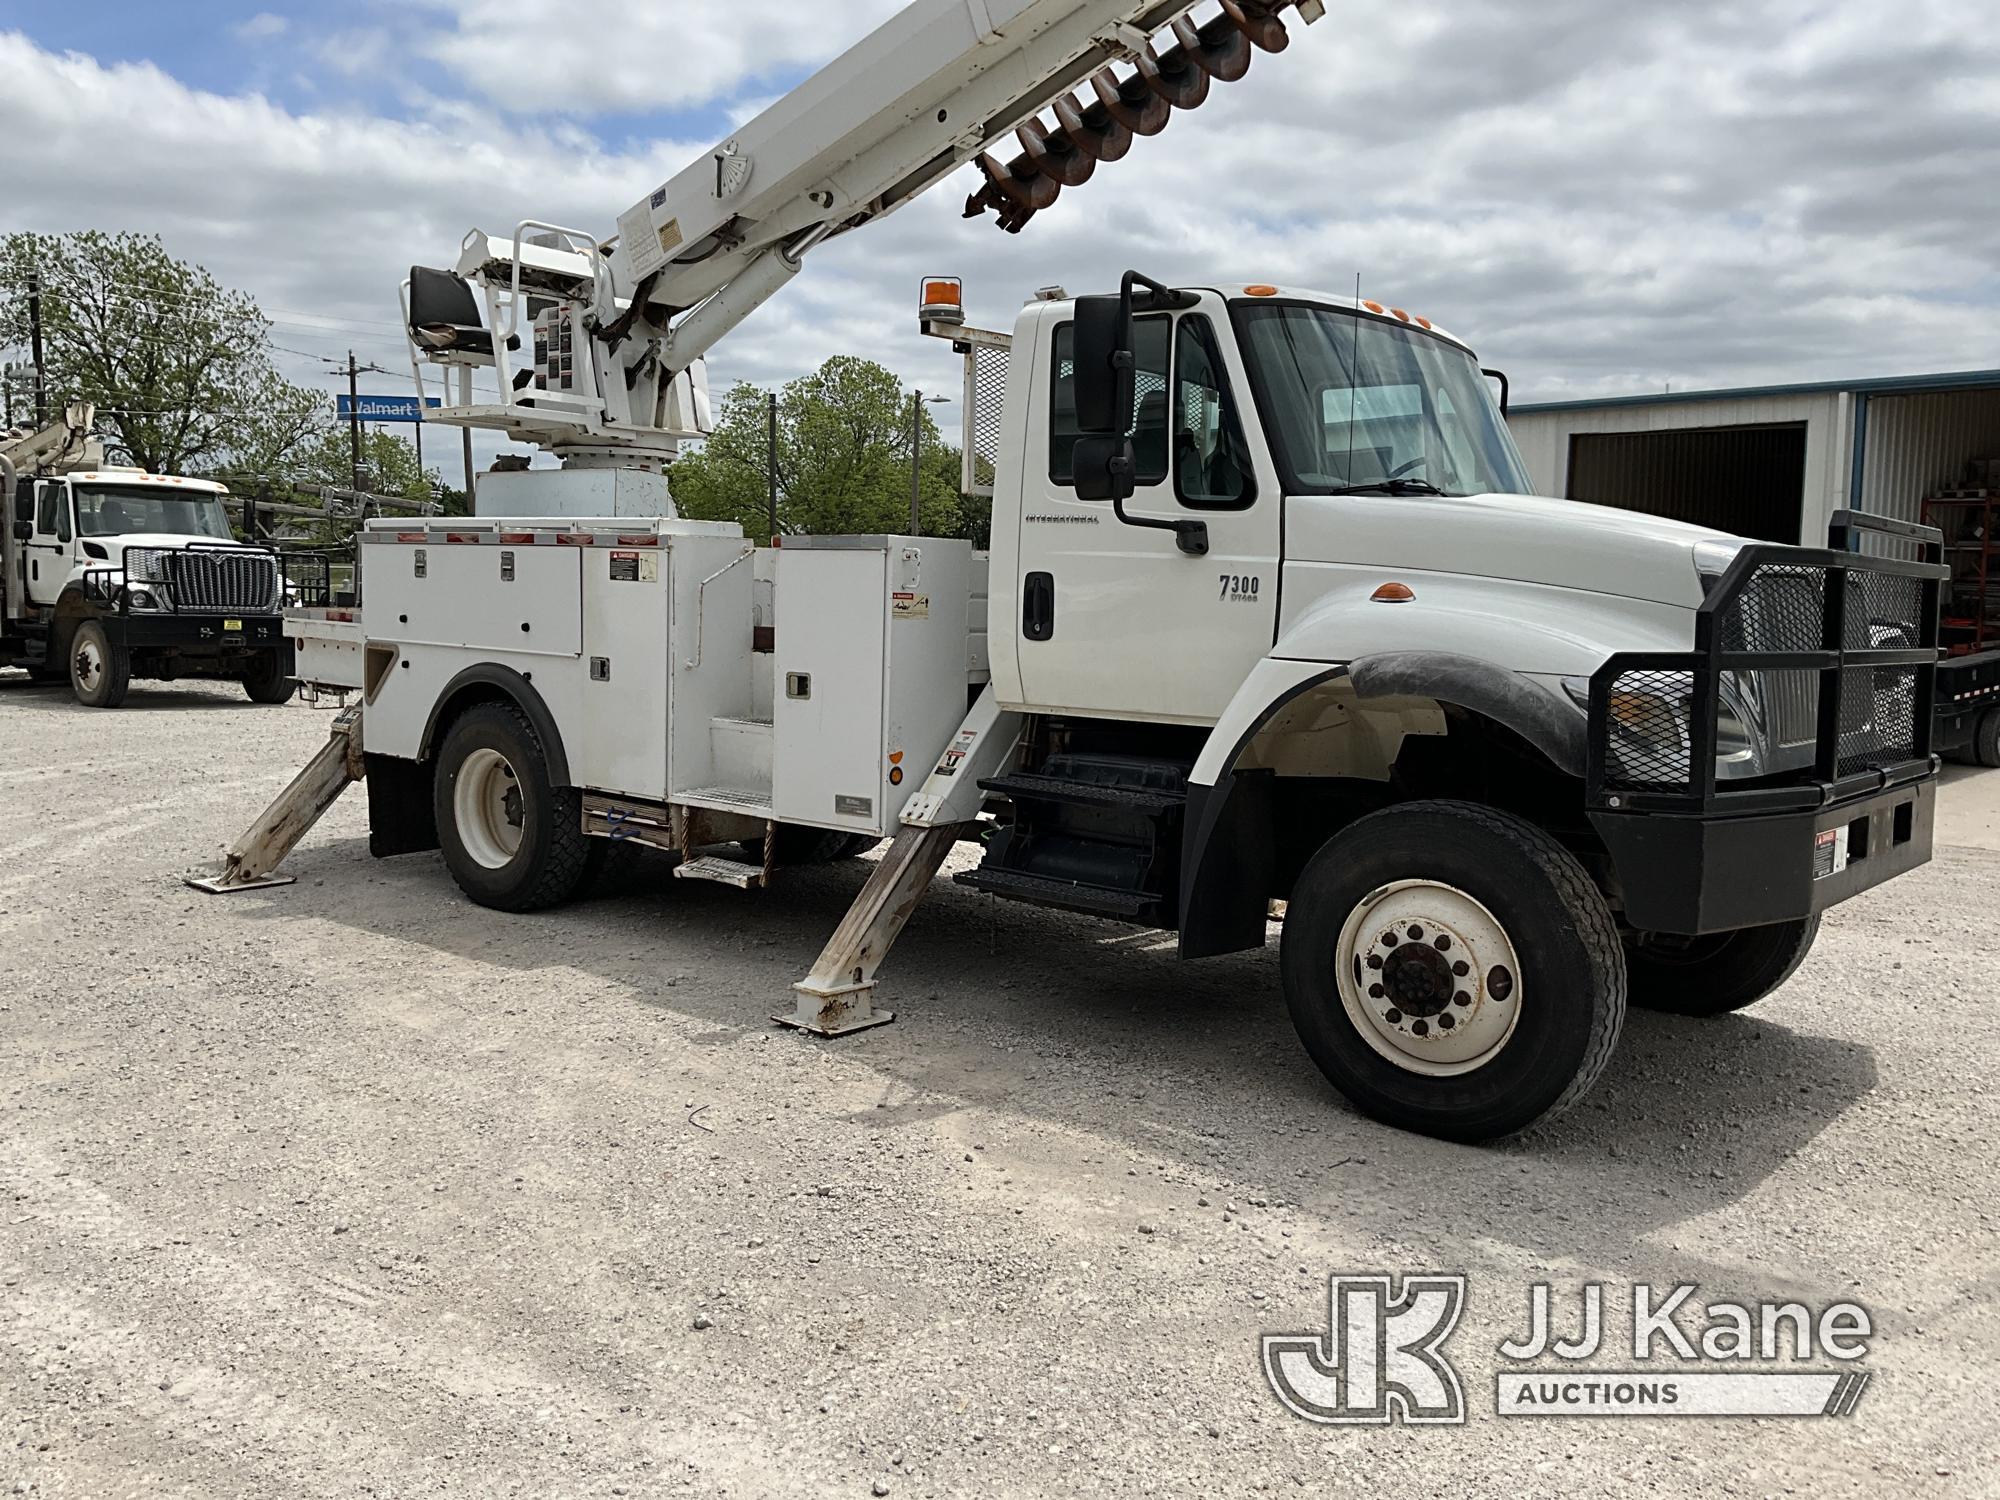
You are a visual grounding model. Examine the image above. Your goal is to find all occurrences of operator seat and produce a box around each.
[407,266,521,362]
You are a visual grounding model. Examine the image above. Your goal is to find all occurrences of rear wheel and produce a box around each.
[433,702,600,911]
[1625,917,1819,1016]
[1975,707,2000,769]
[242,655,297,705]
[69,620,130,709]
[1280,800,1626,1142]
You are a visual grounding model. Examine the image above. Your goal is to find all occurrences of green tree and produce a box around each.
[0,231,324,478]
[671,356,977,541]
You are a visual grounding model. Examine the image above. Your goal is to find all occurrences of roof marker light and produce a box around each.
[1244,284,1279,297]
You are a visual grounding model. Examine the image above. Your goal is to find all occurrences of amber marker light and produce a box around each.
[1371,582,1416,604]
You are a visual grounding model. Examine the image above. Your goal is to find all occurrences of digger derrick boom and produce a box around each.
[403,0,1322,460]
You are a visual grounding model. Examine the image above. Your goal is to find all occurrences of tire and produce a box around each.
[1279,800,1626,1143]
[1626,917,1819,1017]
[433,702,601,912]
[737,826,880,866]
[69,620,131,709]
[1975,707,2000,769]
[242,655,297,705]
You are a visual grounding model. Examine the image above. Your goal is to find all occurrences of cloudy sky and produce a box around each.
[3,0,1997,471]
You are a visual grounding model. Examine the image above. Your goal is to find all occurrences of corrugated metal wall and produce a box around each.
[1567,424,1808,541]
[1508,392,1848,543]
[1859,390,2000,523]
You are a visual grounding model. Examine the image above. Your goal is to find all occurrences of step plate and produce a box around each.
[673,855,766,889]
[954,866,1159,922]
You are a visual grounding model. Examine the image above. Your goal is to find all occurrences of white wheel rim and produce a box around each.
[74,638,103,691]
[454,747,525,869]
[1334,879,1523,1077]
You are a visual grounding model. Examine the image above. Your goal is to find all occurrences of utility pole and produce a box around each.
[346,351,363,492]
[463,428,475,512]
[28,269,48,429]
[910,389,922,535]
[766,391,779,539]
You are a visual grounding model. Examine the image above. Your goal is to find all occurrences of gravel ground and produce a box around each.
[3,673,1995,1498]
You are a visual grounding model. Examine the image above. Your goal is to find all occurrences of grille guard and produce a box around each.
[1587,511,1948,815]
[82,542,289,616]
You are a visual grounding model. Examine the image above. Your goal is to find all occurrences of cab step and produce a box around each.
[955,752,1190,928]
[673,855,767,889]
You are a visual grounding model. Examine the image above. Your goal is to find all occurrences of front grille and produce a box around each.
[160,550,280,613]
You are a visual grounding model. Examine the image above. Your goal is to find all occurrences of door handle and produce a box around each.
[1023,571,1054,642]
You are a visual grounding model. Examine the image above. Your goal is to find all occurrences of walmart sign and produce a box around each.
[337,395,442,424]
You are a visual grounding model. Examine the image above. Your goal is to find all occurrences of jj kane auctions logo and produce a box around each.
[1264,1276,1874,1423]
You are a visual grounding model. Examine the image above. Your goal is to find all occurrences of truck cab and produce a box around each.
[949,277,1941,1137]
[4,462,296,707]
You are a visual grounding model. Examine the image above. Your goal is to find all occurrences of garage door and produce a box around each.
[1567,423,1806,543]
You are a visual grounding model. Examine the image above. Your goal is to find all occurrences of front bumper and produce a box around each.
[1592,775,1934,934]
[113,613,287,651]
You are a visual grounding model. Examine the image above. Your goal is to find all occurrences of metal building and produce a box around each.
[1507,369,2000,545]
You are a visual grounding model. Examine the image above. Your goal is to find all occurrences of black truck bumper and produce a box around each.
[1587,511,1948,937]
[112,613,287,651]
[1592,774,1934,935]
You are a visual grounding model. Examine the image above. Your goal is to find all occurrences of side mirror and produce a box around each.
[1073,435,1135,503]
[12,489,32,525]
[11,520,30,542]
[1071,294,1134,435]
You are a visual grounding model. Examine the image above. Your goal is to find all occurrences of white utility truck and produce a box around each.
[1,404,296,706]
[200,0,1945,1141]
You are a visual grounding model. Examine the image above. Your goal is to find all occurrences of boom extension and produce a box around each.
[407,0,1322,459]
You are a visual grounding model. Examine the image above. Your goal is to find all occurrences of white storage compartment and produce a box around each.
[772,537,971,835]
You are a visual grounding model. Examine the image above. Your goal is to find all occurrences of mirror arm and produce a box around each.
[1111,498,1209,556]
[1482,367,1511,416]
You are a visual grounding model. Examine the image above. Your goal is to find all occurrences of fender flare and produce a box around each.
[1177,653,1587,960]
[420,663,573,787]
[1347,650,1586,778]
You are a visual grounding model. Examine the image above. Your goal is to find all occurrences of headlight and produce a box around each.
[127,588,160,612]
[1565,674,1770,784]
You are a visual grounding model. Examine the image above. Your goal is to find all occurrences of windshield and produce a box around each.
[1232,302,1533,498]
[75,485,234,540]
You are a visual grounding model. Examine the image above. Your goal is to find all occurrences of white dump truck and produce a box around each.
[1,404,297,706]
[200,0,1946,1141]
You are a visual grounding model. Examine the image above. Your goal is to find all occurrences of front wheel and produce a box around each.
[1280,800,1626,1142]
[242,655,297,705]
[69,620,131,709]
[1625,917,1819,1016]
[433,702,600,911]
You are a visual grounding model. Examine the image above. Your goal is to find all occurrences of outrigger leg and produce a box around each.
[779,687,1025,1037]
[186,704,366,893]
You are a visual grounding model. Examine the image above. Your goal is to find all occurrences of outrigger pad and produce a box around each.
[183,872,298,895]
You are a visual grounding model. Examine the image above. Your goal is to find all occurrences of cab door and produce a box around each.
[1012,293,1279,723]
[24,480,72,607]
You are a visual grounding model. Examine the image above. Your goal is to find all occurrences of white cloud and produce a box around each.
[231,13,288,43]
[3,0,1997,474]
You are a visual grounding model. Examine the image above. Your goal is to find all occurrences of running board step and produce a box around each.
[673,855,767,889]
[954,866,1158,921]
[979,771,1185,814]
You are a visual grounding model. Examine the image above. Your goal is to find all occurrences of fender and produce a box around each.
[419,662,573,787]
[1347,651,1585,778]
[1178,653,1589,960]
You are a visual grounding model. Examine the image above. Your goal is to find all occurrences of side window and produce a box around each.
[1049,316,1170,488]
[1173,317,1253,509]
[34,483,62,538]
